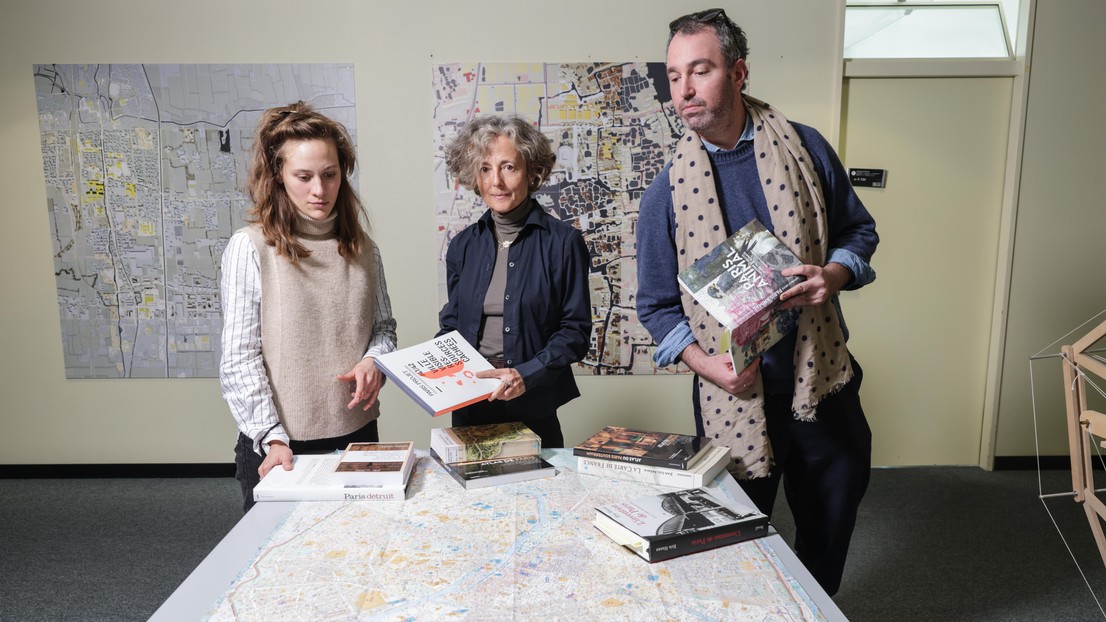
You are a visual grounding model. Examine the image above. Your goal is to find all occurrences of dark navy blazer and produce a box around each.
[438,199,592,419]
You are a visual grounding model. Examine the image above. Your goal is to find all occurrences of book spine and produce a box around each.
[253,487,406,502]
[576,457,705,487]
[376,363,437,416]
[572,448,691,470]
[431,431,464,464]
[432,451,476,489]
[647,518,770,562]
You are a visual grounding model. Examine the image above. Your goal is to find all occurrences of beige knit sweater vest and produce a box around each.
[244,216,379,441]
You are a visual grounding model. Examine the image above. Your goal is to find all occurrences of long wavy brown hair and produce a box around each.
[247,101,366,261]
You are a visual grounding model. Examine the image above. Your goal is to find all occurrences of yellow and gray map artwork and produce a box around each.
[34,63,356,378]
[433,63,687,375]
[36,62,684,378]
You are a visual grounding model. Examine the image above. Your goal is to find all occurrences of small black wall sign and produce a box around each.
[848,168,887,188]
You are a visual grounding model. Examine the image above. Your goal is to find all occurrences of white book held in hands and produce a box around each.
[375,331,502,416]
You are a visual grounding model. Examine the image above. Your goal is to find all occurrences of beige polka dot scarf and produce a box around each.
[671,96,853,479]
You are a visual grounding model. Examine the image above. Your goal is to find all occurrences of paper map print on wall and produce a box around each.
[433,63,686,375]
[33,64,356,378]
[205,451,826,621]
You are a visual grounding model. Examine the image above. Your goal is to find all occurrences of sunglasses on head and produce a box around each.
[669,8,727,33]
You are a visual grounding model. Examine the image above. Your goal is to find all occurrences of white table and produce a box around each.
[152,450,847,621]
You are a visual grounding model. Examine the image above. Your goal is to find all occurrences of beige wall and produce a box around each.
[841,78,1012,466]
[994,0,1106,457]
[7,1,1094,468]
[0,0,845,464]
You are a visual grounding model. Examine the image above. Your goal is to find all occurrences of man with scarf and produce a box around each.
[636,8,879,595]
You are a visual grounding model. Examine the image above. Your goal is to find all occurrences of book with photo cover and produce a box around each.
[593,487,769,562]
[573,426,712,470]
[375,331,501,416]
[431,450,555,490]
[576,444,731,488]
[677,218,805,370]
[253,454,410,502]
[333,441,415,487]
[430,422,541,464]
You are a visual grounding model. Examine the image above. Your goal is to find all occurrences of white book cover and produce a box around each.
[375,331,501,416]
[576,444,731,488]
[253,454,409,502]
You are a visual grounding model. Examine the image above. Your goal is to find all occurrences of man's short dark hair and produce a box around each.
[668,8,751,89]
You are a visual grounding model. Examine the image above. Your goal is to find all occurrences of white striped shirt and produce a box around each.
[218,230,397,455]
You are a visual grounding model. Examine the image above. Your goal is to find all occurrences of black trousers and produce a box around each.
[451,400,564,449]
[234,418,379,513]
[696,359,870,596]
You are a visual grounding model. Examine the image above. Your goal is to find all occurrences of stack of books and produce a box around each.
[593,487,769,562]
[253,441,416,502]
[573,426,730,488]
[430,422,556,490]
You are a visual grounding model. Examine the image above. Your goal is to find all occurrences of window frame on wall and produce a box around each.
[843,0,1025,78]
[845,2,1011,59]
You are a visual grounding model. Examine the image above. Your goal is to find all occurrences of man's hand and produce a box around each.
[337,356,384,411]
[779,262,851,310]
[475,368,526,401]
[258,440,293,478]
[680,343,760,395]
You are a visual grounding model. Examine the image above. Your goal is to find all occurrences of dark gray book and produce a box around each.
[594,487,769,562]
[431,450,555,490]
[574,426,712,470]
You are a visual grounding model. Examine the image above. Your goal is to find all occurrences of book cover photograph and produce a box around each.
[431,422,541,464]
[253,454,411,502]
[431,451,556,490]
[594,487,769,562]
[334,441,415,487]
[375,331,501,416]
[576,444,731,488]
[573,426,712,470]
[678,218,804,369]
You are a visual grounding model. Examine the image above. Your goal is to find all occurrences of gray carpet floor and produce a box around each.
[1,467,1103,621]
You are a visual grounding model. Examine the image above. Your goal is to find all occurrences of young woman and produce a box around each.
[220,102,396,511]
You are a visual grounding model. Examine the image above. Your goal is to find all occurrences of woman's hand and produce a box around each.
[259,440,293,478]
[476,368,526,401]
[337,356,384,410]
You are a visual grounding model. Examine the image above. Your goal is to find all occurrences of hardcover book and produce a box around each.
[593,487,769,562]
[576,444,731,488]
[375,331,501,416]
[431,450,556,490]
[431,422,541,464]
[573,426,712,470]
[334,441,415,487]
[253,454,410,502]
[677,218,804,370]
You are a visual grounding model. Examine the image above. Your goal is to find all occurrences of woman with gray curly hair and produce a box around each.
[437,115,591,447]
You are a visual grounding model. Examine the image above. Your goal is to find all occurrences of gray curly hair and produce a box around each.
[444,115,556,195]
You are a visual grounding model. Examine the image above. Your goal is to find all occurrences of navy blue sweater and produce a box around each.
[635,122,878,393]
